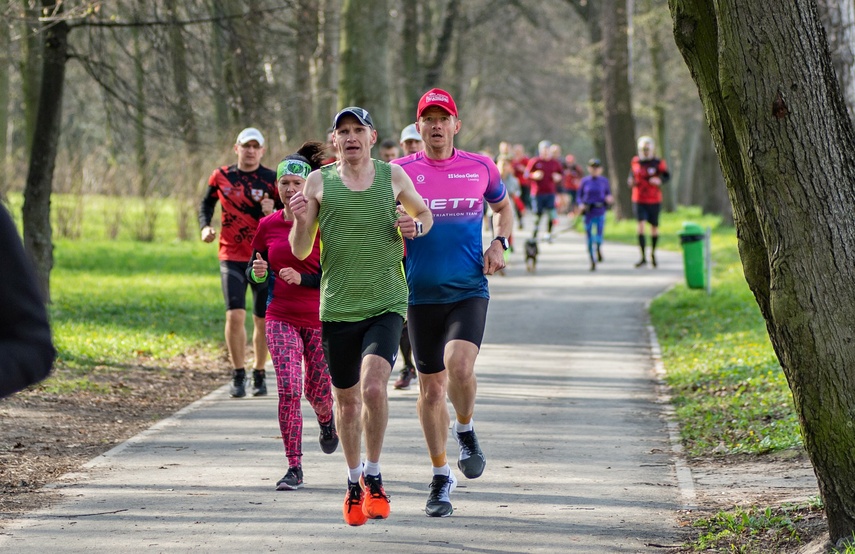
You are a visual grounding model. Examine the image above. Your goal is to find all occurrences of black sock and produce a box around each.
[638,234,646,259]
[233,368,246,378]
[651,235,658,253]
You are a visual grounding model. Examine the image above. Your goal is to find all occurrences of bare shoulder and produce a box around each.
[390,163,415,195]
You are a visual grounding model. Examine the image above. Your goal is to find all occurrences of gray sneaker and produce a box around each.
[455,429,486,479]
[229,370,246,398]
[425,472,457,517]
[276,466,303,490]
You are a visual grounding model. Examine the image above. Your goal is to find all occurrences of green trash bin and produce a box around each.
[678,222,706,289]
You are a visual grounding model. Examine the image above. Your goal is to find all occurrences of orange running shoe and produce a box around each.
[359,473,391,519]
[343,480,368,526]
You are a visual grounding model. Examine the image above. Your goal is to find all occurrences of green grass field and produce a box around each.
[5,194,227,390]
[607,206,802,457]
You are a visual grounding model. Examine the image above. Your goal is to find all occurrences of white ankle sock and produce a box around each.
[364,460,381,477]
[348,463,363,483]
[454,420,473,433]
[432,464,451,477]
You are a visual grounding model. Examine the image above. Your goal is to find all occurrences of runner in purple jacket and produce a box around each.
[577,158,613,271]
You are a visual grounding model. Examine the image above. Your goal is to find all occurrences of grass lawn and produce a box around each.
[607,206,802,457]
[5,193,229,391]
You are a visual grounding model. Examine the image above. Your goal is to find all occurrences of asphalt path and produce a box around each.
[0,223,688,553]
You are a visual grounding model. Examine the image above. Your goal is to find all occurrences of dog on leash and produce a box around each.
[524,238,539,273]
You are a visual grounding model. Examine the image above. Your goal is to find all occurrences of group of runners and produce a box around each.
[198,88,513,523]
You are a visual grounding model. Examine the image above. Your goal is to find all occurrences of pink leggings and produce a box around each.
[266,320,333,468]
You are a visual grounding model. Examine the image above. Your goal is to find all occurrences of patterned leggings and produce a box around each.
[266,319,333,468]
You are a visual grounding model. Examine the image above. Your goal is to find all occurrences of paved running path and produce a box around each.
[0,223,687,553]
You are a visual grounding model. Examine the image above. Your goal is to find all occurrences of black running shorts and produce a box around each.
[407,297,489,375]
[219,260,267,318]
[322,312,404,389]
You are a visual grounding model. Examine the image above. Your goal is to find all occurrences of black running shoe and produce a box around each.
[276,466,303,490]
[251,369,267,396]
[229,370,246,398]
[651,253,657,268]
[634,258,648,268]
[455,429,486,479]
[425,472,457,517]
[319,414,339,454]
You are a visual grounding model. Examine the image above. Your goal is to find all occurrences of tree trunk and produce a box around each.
[339,0,391,141]
[816,0,855,124]
[399,0,421,126]
[221,0,266,125]
[670,0,855,543]
[643,0,674,211]
[23,0,70,300]
[314,0,340,138]
[601,0,636,220]
[19,0,41,157]
[132,0,148,197]
[0,17,9,201]
[209,0,230,133]
[166,0,198,149]
[295,0,319,143]
[422,0,458,90]
[694,125,731,223]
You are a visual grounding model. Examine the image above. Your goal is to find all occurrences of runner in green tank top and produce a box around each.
[289,107,432,527]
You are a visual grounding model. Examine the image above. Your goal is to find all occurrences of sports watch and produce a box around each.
[415,221,424,237]
[492,236,510,251]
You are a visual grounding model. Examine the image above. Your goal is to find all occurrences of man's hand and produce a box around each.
[394,206,418,239]
[290,191,308,223]
[278,267,302,285]
[649,176,662,187]
[261,192,275,216]
[201,226,216,243]
[483,240,507,275]
[252,252,268,278]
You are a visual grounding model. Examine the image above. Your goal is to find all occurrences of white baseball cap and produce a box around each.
[236,127,265,147]
[399,123,422,144]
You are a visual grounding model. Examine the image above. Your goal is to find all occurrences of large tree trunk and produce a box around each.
[601,0,636,220]
[0,17,9,200]
[19,0,41,157]
[222,0,266,125]
[313,0,340,138]
[816,0,855,123]
[294,0,319,143]
[399,0,421,126]
[339,0,391,141]
[422,0,458,90]
[670,0,855,544]
[642,0,674,211]
[166,0,198,149]
[23,0,69,300]
[694,125,731,224]
[209,0,230,134]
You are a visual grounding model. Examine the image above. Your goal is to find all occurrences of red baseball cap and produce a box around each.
[417,88,458,119]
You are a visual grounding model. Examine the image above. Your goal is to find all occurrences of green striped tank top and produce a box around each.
[317,160,408,322]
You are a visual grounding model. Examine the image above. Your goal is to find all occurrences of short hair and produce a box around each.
[379,139,398,149]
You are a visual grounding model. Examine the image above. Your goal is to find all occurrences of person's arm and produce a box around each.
[298,269,322,288]
[0,207,55,399]
[483,195,513,275]
[246,249,269,288]
[199,172,219,242]
[391,164,432,238]
[289,170,322,260]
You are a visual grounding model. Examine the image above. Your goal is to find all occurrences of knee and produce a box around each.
[361,379,386,407]
[419,377,447,405]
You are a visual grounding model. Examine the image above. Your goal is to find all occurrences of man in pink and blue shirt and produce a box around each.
[393,88,513,518]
